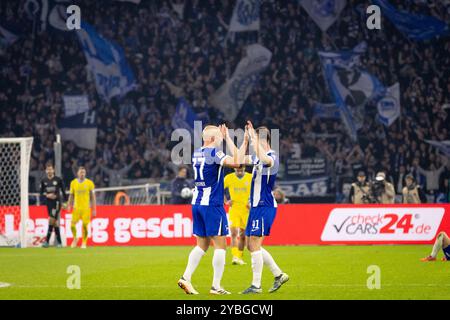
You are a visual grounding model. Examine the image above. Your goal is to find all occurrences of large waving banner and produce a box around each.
[58,111,97,150]
[229,0,260,32]
[0,24,19,49]
[319,42,385,141]
[425,140,450,158]
[76,22,136,102]
[210,44,271,121]
[171,97,209,137]
[300,0,347,32]
[373,0,449,41]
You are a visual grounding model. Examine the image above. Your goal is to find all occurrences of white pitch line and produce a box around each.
[4,283,450,289]
[0,282,11,288]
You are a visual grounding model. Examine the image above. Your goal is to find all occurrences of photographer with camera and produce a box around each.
[402,174,426,204]
[370,172,395,204]
[349,171,371,204]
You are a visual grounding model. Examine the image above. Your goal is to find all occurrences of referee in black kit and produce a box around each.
[40,162,67,248]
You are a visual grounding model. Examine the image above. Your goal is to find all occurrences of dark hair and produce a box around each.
[78,166,86,172]
[178,165,188,172]
[45,162,54,169]
[256,126,271,144]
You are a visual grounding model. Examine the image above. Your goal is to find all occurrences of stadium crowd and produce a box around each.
[0,0,449,202]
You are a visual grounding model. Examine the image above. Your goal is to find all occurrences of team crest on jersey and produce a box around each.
[53,181,57,185]
[216,150,225,158]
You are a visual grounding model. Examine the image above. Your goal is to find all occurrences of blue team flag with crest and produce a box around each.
[0,24,19,53]
[377,83,400,127]
[373,0,449,41]
[229,0,260,32]
[300,0,347,32]
[319,42,385,141]
[76,22,136,102]
[171,97,209,138]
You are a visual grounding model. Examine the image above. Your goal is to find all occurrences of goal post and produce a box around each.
[0,137,33,248]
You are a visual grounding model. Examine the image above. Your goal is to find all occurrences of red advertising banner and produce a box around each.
[2,204,450,246]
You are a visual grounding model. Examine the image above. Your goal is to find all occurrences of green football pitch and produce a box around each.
[0,245,448,300]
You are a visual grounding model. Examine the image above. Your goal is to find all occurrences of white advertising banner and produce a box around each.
[321,207,445,241]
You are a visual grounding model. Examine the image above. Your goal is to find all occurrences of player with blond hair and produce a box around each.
[240,121,289,294]
[178,124,246,295]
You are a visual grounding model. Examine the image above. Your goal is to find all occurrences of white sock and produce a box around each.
[182,246,205,282]
[261,247,282,278]
[431,234,444,258]
[251,250,263,288]
[212,249,226,289]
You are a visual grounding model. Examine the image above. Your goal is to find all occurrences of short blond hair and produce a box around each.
[202,125,221,142]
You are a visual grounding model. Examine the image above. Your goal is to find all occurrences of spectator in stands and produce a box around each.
[99,159,137,187]
[414,157,448,199]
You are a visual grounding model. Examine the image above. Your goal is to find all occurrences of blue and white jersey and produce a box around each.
[250,150,279,208]
[191,147,229,206]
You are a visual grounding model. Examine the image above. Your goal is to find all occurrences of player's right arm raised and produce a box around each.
[246,121,274,167]
[220,124,249,168]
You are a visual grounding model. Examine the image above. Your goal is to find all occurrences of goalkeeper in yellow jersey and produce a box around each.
[67,166,96,249]
[224,165,252,265]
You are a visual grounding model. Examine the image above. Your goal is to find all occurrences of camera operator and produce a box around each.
[349,171,371,204]
[402,174,426,204]
[370,172,395,204]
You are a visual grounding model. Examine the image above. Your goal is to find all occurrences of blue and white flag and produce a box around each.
[319,42,385,141]
[58,111,97,150]
[171,97,209,138]
[373,0,449,41]
[24,0,71,32]
[63,95,89,117]
[210,44,271,121]
[377,83,400,127]
[300,0,347,32]
[313,102,341,119]
[0,25,19,54]
[425,140,450,157]
[229,0,260,32]
[76,22,136,102]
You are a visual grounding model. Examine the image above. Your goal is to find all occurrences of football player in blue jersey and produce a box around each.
[240,121,289,294]
[178,124,247,295]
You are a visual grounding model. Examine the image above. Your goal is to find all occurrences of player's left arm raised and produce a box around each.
[220,124,248,168]
[247,121,274,167]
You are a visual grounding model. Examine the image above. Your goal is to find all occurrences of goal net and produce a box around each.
[94,184,162,205]
[0,138,33,247]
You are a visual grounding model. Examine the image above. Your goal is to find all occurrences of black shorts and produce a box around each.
[46,202,61,219]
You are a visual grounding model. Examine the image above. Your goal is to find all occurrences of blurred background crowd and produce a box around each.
[1,0,449,203]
